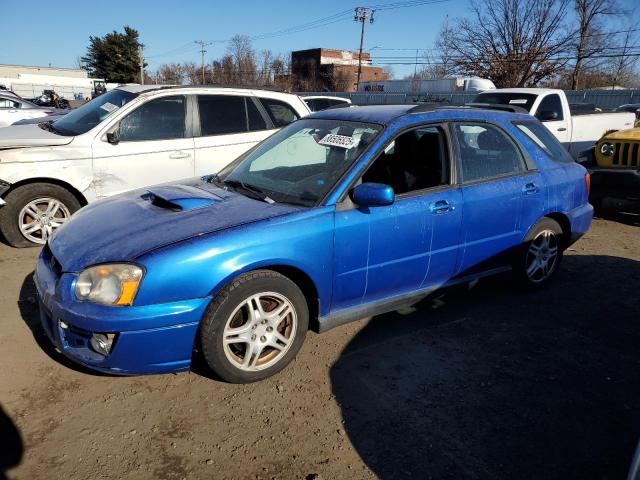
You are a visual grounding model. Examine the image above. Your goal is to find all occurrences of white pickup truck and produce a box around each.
[473,88,636,159]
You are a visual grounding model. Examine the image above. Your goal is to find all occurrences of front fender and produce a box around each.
[134,206,335,317]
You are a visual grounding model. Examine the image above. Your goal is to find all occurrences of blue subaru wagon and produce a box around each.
[35,105,593,383]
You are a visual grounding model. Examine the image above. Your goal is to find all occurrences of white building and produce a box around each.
[0,64,116,100]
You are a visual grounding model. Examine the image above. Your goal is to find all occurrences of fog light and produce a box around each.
[90,333,115,356]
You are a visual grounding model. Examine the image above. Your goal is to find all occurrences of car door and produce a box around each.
[452,122,537,275]
[92,94,195,197]
[535,93,570,145]
[332,125,462,311]
[193,94,277,175]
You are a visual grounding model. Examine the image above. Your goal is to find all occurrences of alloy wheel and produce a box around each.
[222,292,298,372]
[18,197,71,244]
[525,229,559,283]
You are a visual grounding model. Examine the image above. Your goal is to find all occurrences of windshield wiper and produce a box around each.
[223,179,275,204]
[38,121,66,136]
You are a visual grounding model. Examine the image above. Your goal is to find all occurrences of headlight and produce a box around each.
[75,264,144,306]
[600,143,614,156]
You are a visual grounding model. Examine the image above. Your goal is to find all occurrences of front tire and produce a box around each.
[199,270,309,383]
[0,183,81,247]
[513,218,564,288]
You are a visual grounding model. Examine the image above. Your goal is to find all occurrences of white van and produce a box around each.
[0,85,311,246]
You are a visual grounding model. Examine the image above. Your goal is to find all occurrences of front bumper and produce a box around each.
[34,251,211,375]
[588,167,640,204]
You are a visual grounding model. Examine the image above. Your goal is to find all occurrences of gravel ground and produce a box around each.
[1,215,639,480]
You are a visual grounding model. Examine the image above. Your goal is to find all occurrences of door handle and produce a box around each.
[522,183,538,195]
[429,199,454,214]
[169,151,191,159]
[557,127,567,132]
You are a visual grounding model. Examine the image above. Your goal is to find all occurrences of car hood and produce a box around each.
[0,124,73,148]
[599,126,640,141]
[48,178,301,272]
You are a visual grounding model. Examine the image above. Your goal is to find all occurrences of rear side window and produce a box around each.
[198,95,269,135]
[119,95,186,141]
[536,94,564,121]
[259,98,299,127]
[513,121,573,163]
[198,95,246,135]
[453,123,526,182]
[0,98,19,108]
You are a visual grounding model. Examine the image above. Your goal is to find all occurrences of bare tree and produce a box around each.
[440,0,572,87]
[182,62,201,85]
[569,0,618,89]
[608,26,639,89]
[257,49,274,86]
[423,21,458,78]
[156,63,185,85]
[227,35,257,85]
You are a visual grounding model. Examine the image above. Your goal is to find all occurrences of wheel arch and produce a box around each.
[4,177,88,207]
[211,263,322,333]
[544,212,572,248]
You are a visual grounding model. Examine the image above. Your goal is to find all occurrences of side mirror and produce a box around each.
[538,110,559,121]
[351,182,394,207]
[106,126,120,145]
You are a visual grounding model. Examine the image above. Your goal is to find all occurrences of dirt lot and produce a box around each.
[1,215,639,480]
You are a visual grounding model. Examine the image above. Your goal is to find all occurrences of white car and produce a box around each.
[473,88,636,158]
[0,85,311,246]
[302,95,352,112]
[0,94,54,127]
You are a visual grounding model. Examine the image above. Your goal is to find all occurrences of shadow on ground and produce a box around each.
[0,405,23,480]
[331,255,640,480]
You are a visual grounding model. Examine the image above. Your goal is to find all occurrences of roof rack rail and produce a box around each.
[465,102,529,114]
[158,84,285,92]
[407,102,450,114]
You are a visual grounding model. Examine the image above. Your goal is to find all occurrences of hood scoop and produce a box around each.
[145,185,222,211]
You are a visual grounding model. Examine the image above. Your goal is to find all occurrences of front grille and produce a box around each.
[612,142,640,167]
[42,244,62,278]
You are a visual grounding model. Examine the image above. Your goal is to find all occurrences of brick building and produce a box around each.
[291,48,389,92]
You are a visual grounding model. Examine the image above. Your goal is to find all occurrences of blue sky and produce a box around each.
[1,0,637,79]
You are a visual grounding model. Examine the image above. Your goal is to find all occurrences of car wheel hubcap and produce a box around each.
[223,292,297,372]
[525,229,559,283]
[18,197,71,244]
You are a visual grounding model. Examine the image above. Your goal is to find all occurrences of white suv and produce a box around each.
[0,85,311,246]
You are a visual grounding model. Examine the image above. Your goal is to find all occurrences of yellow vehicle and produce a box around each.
[579,127,640,211]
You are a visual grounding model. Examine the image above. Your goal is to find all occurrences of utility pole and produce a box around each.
[195,40,212,85]
[354,7,375,91]
[138,45,144,85]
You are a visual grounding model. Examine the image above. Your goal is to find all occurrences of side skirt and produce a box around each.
[316,266,511,333]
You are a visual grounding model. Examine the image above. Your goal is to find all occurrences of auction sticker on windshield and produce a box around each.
[318,134,358,149]
[100,102,118,113]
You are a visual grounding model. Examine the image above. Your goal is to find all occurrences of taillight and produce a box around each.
[44,111,54,115]
[585,172,590,195]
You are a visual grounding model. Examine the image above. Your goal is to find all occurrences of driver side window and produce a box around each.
[362,125,450,195]
[119,96,186,141]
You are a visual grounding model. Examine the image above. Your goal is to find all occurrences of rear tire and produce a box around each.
[0,183,81,248]
[513,218,564,289]
[199,270,309,383]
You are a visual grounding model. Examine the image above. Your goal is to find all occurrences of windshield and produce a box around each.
[216,118,381,206]
[53,89,137,136]
[473,92,537,112]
